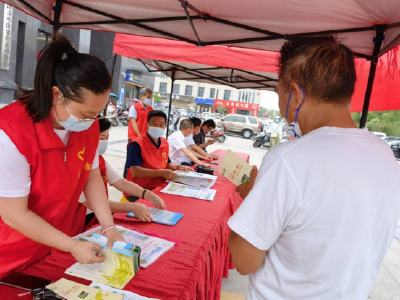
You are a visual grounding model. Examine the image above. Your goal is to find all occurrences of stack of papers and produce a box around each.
[220,149,252,186]
[171,171,217,189]
[47,278,124,300]
[66,233,140,289]
[161,182,216,201]
[90,282,160,300]
[127,208,183,226]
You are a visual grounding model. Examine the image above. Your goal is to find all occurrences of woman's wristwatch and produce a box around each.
[141,189,148,199]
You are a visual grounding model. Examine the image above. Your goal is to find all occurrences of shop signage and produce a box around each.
[1,4,13,70]
[119,88,124,104]
[214,99,259,110]
[125,70,143,86]
[195,97,214,105]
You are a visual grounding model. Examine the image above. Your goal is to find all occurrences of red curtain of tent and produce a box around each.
[113,34,400,113]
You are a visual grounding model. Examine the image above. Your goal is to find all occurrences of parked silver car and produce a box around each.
[217,114,260,138]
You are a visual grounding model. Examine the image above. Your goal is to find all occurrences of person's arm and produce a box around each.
[0,195,106,264]
[112,178,166,209]
[198,139,215,149]
[190,143,218,160]
[130,166,176,181]
[181,147,210,167]
[229,231,268,275]
[129,118,141,137]
[167,162,193,172]
[83,168,124,248]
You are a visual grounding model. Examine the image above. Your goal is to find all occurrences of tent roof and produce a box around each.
[113,34,278,90]
[114,34,400,113]
[4,0,400,58]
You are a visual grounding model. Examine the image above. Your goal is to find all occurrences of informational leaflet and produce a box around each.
[220,149,252,186]
[171,171,217,189]
[74,225,175,269]
[66,234,140,289]
[127,208,183,226]
[47,278,124,300]
[161,182,216,201]
[90,282,160,300]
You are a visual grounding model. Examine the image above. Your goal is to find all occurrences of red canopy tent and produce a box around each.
[113,33,400,114]
[2,0,400,127]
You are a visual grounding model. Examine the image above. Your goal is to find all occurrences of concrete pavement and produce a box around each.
[104,126,400,299]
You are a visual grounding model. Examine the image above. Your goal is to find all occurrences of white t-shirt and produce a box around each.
[0,129,99,198]
[79,160,122,215]
[228,127,400,300]
[168,131,188,164]
[181,134,196,164]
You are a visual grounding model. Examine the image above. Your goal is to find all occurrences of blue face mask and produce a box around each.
[282,86,305,139]
[53,102,94,132]
[148,126,164,139]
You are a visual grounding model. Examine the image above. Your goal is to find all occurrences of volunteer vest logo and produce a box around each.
[162,152,167,158]
[83,162,92,171]
[78,147,85,161]
[102,175,107,183]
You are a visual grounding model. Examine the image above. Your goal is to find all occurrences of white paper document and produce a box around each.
[171,170,217,189]
[90,282,160,300]
[74,225,175,268]
[161,182,216,201]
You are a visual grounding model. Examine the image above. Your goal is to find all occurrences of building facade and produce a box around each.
[153,73,261,116]
[0,3,155,109]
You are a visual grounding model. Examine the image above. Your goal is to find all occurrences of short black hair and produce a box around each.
[278,35,356,105]
[147,110,167,123]
[202,119,216,129]
[99,118,111,132]
[189,117,202,128]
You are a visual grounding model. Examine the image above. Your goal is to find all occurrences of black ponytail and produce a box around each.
[19,34,111,123]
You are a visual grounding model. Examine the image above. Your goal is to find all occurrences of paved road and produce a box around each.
[104,126,400,299]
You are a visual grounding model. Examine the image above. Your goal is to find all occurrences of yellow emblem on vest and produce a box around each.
[78,147,85,161]
[162,152,167,158]
[83,162,91,171]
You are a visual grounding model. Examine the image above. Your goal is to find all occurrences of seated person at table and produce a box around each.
[168,119,211,167]
[186,117,218,161]
[80,118,166,224]
[193,119,216,152]
[123,110,192,202]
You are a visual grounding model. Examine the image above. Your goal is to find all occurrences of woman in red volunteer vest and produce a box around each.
[128,88,154,142]
[0,35,123,278]
[80,118,166,225]
[123,110,192,202]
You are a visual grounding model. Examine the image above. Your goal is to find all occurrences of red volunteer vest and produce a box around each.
[99,155,108,197]
[128,102,153,140]
[0,102,98,278]
[124,134,169,194]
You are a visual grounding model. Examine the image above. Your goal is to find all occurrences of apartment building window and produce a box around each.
[159,82,167,93]
[198,87,205,97]
[252,92,255,103]
[185,85,193,96]
[37,30,51,58]
[223,90,231,100]
[173,84,180,94]
[238,91,242,102]
[210,88,215,98]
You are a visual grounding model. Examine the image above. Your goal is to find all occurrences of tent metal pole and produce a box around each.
[166,72,175,139]
[16,0,52,23]
[181,1,204,46]
[52,0,62,39]
[359,25,386,128]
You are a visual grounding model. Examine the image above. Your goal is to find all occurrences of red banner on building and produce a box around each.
[214,99,259,117]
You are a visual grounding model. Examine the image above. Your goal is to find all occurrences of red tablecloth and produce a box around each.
[0,150,249,300]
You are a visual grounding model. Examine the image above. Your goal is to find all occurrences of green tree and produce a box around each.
[216,105,228,115]
[351,110,400,136]
[153,92,161,103]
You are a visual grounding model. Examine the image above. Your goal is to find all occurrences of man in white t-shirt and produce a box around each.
[168,119,210,168]
[228,36,400,300]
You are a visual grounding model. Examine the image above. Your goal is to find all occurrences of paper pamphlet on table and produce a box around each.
[66,232,140,289]
[161,182,216,201]
[127,208,183,226]
[47,278,124,300]
[171,170,217,188]
[90,282,160,300]
[220,149,252,186]
[73,225,175,269]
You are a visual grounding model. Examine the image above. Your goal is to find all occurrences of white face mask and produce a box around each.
[98,139,108,155]
[148,126,164,139]
[283,87,305,139]
[53,102,94,132]
[144,98,152,106]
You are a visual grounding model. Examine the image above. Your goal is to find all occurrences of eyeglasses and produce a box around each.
[63,96,103,122]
